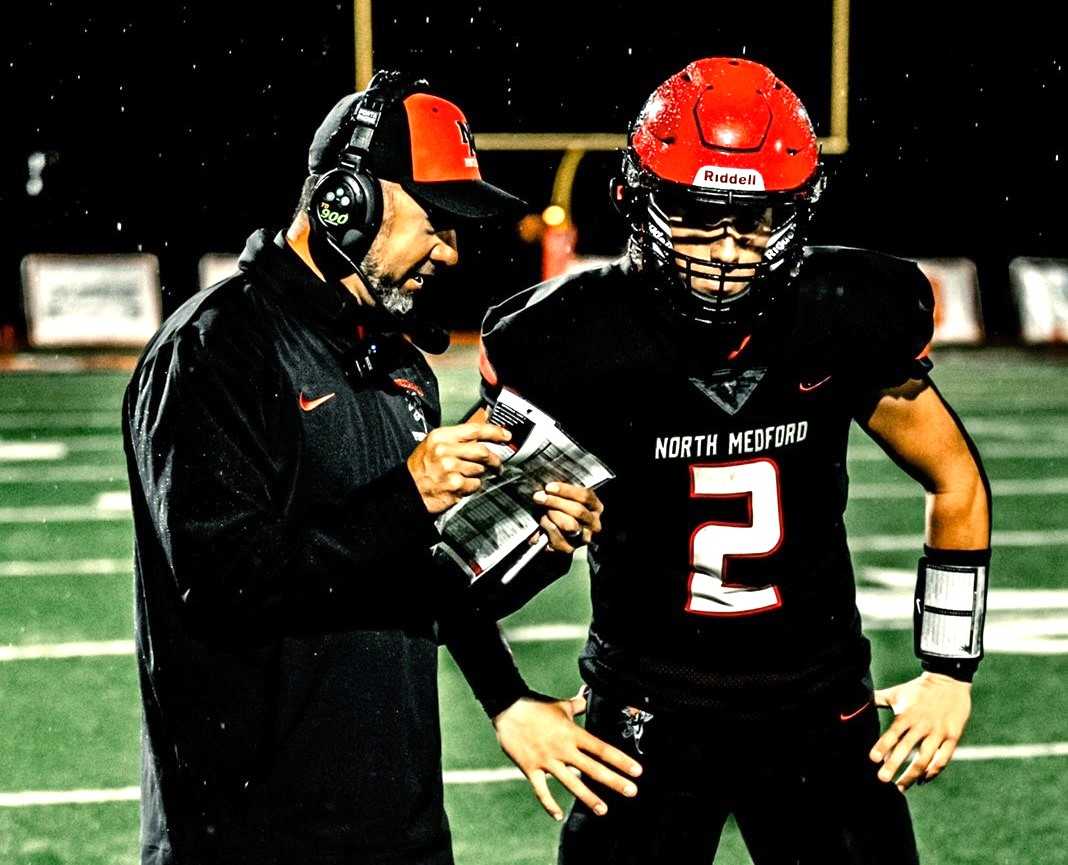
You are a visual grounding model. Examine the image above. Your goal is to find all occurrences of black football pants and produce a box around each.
[558,689,919,865]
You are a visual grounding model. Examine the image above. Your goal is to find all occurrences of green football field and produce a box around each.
[0,345,1066,864]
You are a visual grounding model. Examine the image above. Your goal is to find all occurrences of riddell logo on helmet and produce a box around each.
[693,167,766,191]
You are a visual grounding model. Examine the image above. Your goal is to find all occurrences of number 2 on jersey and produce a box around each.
[687,458,783,616]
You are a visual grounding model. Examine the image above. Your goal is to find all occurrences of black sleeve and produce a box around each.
[441,613,530,719]
[125,324,440,626]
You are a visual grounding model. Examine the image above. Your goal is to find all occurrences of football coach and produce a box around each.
[122,71,640,865]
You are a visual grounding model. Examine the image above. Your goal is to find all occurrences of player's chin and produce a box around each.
[691,278,752,298]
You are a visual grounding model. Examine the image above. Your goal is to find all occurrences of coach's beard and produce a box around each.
[360,254,415,318]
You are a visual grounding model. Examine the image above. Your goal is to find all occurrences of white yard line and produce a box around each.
[850,529,1068,552]
[0,413,121,430]
[1,743,1066,807]
[953,742,1068,761]
[56,436,124,453]
[0,464,126,483]
[850,477,1068,499]
[0,442,69,462]
[505,624,588,642]
[0,559,130,577]
[847,442,1068,461]
[0,640,135,662]
[0,436,122,456]
[0,505,130,524]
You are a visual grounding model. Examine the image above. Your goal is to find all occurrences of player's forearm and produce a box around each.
[922,450,986,546]
[924,471,990,549]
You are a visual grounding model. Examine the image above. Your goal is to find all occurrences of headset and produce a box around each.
[306,70,428,286]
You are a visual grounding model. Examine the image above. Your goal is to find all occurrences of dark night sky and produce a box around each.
[3,1,1065,336]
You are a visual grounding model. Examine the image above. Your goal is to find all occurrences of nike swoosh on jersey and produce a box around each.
[799,375,832,393]
[839,701,870,722]
[298,392,337,412]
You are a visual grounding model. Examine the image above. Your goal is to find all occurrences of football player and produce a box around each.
[479,58,991,864]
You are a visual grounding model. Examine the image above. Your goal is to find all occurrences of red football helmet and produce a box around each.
[615,57,825,327]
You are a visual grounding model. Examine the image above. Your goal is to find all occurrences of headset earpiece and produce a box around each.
[308,168,383,270]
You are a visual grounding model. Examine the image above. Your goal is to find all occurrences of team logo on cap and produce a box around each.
[456,121,479,168]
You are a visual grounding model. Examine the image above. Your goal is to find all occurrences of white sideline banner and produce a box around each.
[1010,257,1068,344]
[198,253,240,290]
[21,254,161,348]
[913,257,983,345]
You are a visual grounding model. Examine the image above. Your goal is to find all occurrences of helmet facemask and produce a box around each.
[623,153,822,328]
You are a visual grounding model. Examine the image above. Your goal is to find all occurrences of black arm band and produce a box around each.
[914,545,991,682]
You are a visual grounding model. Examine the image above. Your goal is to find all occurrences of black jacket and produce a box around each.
[123,230,527,864]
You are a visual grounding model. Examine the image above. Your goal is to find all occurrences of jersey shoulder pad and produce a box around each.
[796,246,935,389]
[480,259,628,391]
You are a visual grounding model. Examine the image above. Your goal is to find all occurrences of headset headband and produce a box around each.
[334,70,429,174]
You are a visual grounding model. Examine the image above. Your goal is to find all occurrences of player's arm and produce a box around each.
[856,377,991,791]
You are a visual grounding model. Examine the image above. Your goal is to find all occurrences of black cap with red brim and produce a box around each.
[308,88,526,220]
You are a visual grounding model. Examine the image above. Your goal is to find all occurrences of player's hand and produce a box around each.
[531,482,604,554]
[406,423,511,514]
[493,695,642,821]
[870,672,972,791]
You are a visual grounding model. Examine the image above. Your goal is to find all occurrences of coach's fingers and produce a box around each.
[545,508,584,537]
[570,752,639,799]
[445,422,513,444]
[548,759,607,816]
[448,441,505,468]
[452,475,482,496]
[439,455,492,478]
[525,769,564,821]
[895,732,941,791]
[879,724,928,784]
[923,737,959,782]
[870,713,910,764]
[540,515,576,555]
[544,482,603,512]
[577,729,643,778]
[532,491,602,532]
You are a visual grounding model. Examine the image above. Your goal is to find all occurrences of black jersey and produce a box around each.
[480,247,934,719]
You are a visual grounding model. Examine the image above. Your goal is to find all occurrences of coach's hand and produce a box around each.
[531,483,604,554]
[407,423,511,514]
[494,695,642,821]
[870,672,972,791]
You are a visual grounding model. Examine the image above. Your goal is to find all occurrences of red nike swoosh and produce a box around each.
[839,701,870,722]
[298,392,336,412]
[799,375,832,393]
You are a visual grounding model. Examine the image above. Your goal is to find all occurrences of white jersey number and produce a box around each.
[687,459,784,616]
